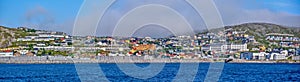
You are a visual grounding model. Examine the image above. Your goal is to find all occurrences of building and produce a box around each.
[201,43,248,54]
[292,56,300,60]
[253,52,267,60]
[240,52,253,60]
[272,50,288,60]
[266,33,300,48]
[269,53,286,60]
[210,43,225,53]
[0,52,14,57]
[268,50,288,60]
[224,44,248,52]
[266,33,297,41]
[17,50,29,55]
[296,49,300,56]
[16,31,71,47]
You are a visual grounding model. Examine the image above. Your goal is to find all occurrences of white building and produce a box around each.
[0,52,14,57]
[253,52,267,60]
[18,50,29,55]
[224,44,248,52]
[270,53,286,60]
[269,50,288,60]
[292,56,300,60]
[38,34,65,38]
[201,44,248,53]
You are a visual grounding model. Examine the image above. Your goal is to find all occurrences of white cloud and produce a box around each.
[214,0,300,27]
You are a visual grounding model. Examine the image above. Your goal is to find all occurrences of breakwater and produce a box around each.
[0,56,212,64]
[0,56,299,64]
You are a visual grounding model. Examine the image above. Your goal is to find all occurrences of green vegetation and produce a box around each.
[2,40,9,47]
[3,32,12,38]
[221,23,300,49]
[226,23,300,38]
[37,49,68,56]
[0,26,39,48]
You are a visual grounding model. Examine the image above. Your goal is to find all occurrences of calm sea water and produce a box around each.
[0,63,299,82]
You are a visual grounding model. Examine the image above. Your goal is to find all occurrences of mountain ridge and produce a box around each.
[223,23,300,38]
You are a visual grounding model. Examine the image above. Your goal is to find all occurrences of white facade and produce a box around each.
[17,33,67,42]
[0,52,14,57]
[224,44,248,51]
[270,52,287,60]
[202,44,248,53]
[17,37,55,41]
[253,52,267,60]
[38,34,65,38]
[292,56,300,60]
[18,50,29,55]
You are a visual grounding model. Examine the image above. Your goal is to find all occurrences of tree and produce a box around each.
[28,44,34,51]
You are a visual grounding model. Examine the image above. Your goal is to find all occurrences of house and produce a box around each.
[269,53,286,60]
[17,50,29,55]
[269,50,288,60]
[240,52,253,60]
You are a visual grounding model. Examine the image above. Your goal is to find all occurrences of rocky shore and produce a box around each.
[0,56,299,64]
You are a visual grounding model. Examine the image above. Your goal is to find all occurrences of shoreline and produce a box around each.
[1,62,300,64]
[0,56,299,64]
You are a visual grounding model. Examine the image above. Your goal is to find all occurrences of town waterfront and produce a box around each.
[0,63,299,81]
[1,0,300,81]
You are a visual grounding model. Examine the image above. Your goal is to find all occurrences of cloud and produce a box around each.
[20,0,300,37]
[22,5,75,34]
[214,0,300,27]
[23,5,56,30]
[132,24,173,38]
[70,0,300,37]
[96,0,206,37]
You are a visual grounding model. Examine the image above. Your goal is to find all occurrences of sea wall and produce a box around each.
[0,56,212,64]
[0,56,299,64]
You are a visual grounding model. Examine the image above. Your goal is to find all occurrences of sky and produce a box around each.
[0,0,300,37]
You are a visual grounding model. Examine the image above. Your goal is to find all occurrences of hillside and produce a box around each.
[202,23,300,48]
[1,23,300,48]
[0,26,32,48]
[224,23,300,39]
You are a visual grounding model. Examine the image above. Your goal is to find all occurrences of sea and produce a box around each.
[0,63,299,82]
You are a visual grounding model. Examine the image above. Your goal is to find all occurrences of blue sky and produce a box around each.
[243,0,300,15]
[0,0,83,27]
[0,0,300,36]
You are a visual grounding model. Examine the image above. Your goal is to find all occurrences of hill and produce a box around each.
[1,23,299,48]
[0,26,34,48]
[200,23,300,48]
[224,23,300,39]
